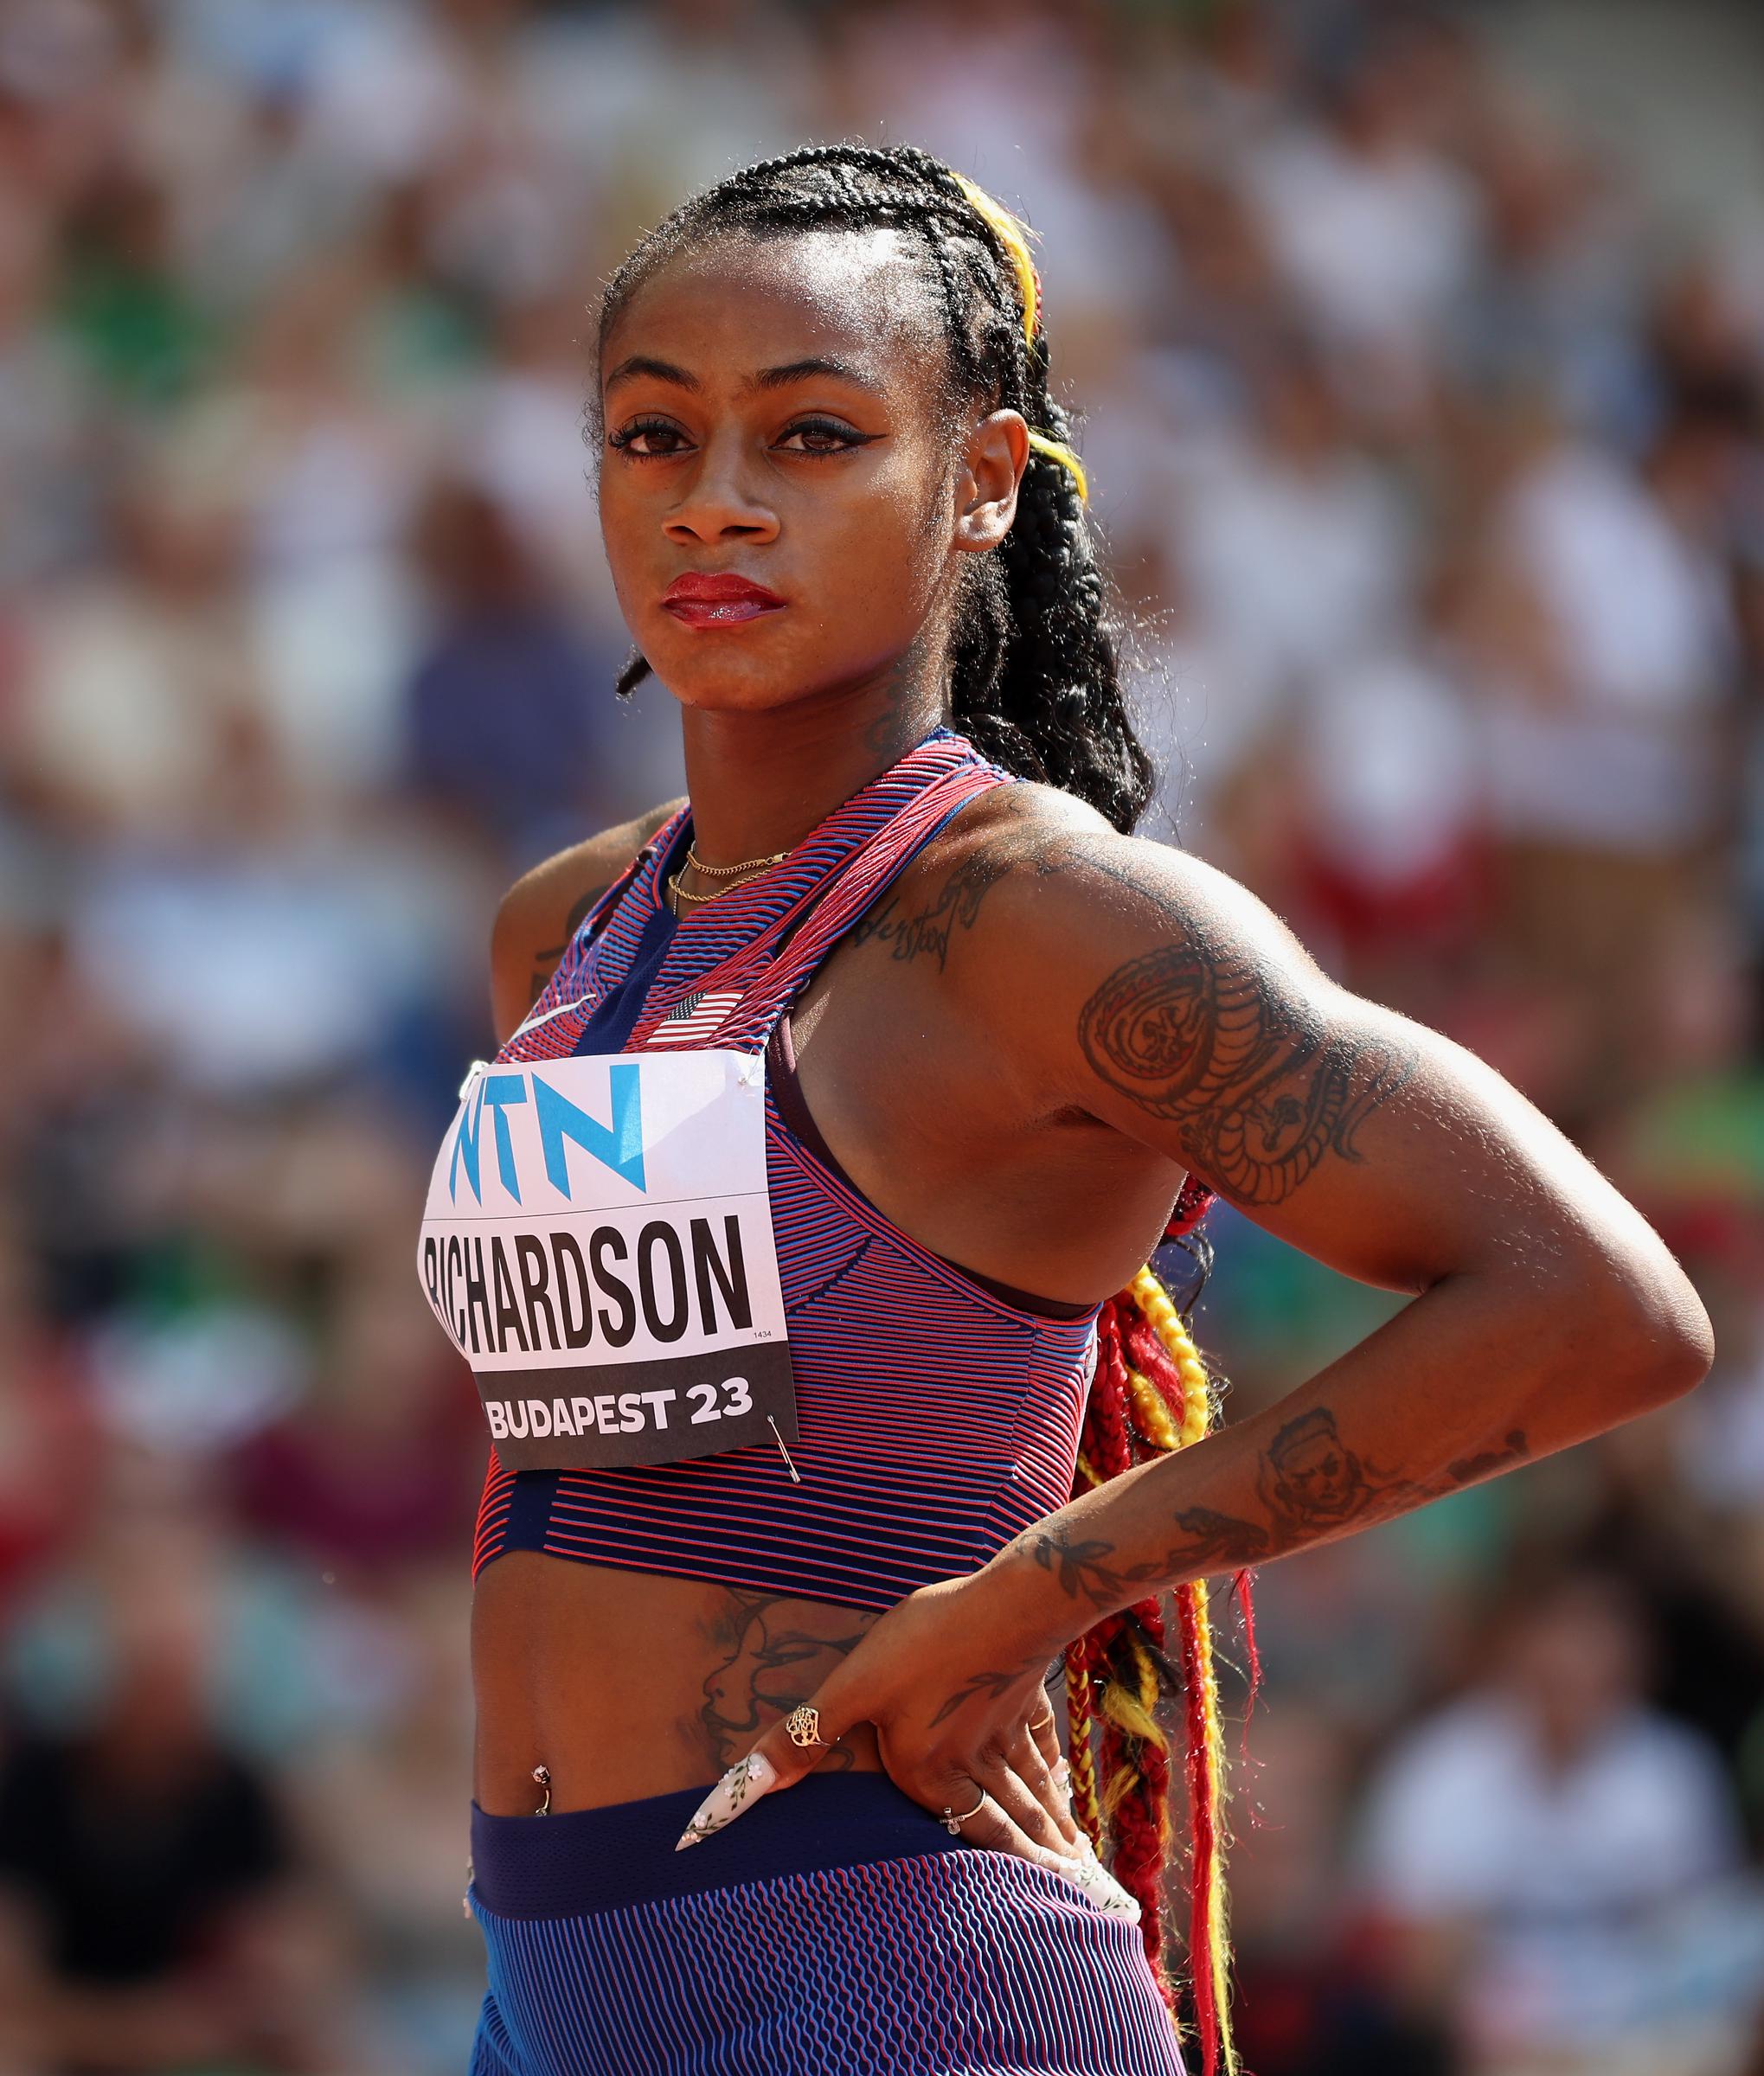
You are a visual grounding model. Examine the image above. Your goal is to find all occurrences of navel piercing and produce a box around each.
[532,1764,551,1816]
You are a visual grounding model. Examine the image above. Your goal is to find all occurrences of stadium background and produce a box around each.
[0,1,1761,2070]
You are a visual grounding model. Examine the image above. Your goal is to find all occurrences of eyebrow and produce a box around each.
[603,353,888,398]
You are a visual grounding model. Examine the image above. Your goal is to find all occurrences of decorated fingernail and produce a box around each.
[675,1752,777,1850]
[1055,1849,1143,1922]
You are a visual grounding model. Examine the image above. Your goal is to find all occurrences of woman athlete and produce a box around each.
[422,144,1713,2076]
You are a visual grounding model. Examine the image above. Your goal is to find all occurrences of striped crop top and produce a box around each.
[452,725,1107,1615]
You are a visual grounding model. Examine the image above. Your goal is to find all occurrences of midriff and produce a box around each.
[471,1551,887,1815]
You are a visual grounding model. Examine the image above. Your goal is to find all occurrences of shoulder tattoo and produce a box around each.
[527,882,610,1009]
[848,844,1014,971]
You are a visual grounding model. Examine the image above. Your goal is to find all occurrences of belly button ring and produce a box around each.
[532,1764,551,1816]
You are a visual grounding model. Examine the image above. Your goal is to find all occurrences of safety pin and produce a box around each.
[767,1415,801,1484]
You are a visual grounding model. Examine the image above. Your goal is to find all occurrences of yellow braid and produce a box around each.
[1131,1268,1212,1443]
[1025,430,1090,503]
[948,170,1041,343]
[948,169,1090,505]
[1065,1655,1104,1843]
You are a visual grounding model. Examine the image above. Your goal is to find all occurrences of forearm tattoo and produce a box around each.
[1031,1509,1273,1613]
[1023,1416,1529,1616]
[1078,936,1419,1206]
[1258,1408,1530,1528]
[692,1591,873,1769]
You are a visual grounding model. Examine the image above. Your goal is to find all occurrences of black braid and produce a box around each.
[592,141,1157,835]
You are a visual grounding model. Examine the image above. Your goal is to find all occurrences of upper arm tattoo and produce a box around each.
[1077,933,1419,1206]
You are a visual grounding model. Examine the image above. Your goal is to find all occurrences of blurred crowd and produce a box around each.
[0,0,1761,2070]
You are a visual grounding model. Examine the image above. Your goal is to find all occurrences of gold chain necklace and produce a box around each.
[685,840,790,878]
[667,870,750,907]
[666,839,792,914]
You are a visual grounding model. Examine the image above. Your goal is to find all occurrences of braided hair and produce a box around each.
[591,143,1246,2075]
[588,139,1152,835]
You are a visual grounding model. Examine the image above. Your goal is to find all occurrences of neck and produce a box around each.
[677,652,950,867]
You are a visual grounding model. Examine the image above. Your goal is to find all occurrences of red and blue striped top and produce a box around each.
[468,724,1105,1612]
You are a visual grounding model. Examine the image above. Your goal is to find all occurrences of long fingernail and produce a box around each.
[1052,1755,1072,1791]
[1055,1850,1143,1922]
[675,1753,776,1850]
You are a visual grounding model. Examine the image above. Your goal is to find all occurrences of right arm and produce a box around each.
[490,797,684,1044]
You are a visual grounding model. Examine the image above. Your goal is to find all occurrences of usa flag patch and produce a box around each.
[650,988,744,1046]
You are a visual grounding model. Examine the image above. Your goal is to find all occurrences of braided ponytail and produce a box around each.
[1071,1180,1248,2076]
[593,143,1248,2073]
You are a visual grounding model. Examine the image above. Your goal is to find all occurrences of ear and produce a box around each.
[952,408,1029,554]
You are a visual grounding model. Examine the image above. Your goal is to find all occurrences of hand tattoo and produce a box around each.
[927,1663,1032,1728]
[1078,935,1418,1206]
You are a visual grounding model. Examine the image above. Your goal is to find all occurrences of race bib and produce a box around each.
[416,1048,796,1470]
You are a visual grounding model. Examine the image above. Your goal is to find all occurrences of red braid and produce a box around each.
[1065,1175,1249,2076]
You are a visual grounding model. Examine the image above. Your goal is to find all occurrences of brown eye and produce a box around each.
[607,417,690,457]
[776,418,869,455]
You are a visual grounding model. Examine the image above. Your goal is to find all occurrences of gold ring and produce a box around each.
[940,1788,987,1836]
[783,1705,832,1749]
[1030,1708,1055,1732]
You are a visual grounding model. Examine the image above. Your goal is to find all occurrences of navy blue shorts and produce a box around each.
[465,1772,1185,2075]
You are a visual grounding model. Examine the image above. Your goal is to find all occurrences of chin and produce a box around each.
[662,676,807,716]
[651,650,835,717]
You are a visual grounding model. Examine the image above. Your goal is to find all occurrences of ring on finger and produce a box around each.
[1029,1707,1056,1733]
[783,1705,835,1749]
[939,1788,987,1836]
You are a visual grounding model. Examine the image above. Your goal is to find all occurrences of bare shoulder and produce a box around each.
[490,796,686,1044]
[849,778,1116,966]
[944,789,1391,1124]
[882,778,1313,986]
[1066,817,1330,988]
[891,778,1415,1188]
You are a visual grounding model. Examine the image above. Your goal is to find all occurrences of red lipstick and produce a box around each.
[661,572,786,628]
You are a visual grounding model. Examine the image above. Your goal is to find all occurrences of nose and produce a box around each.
[662,429,779,548]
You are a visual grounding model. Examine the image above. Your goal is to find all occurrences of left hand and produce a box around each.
[673,1572,1093,1878]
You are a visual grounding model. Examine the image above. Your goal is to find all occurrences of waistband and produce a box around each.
[469,1770,968,1919]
